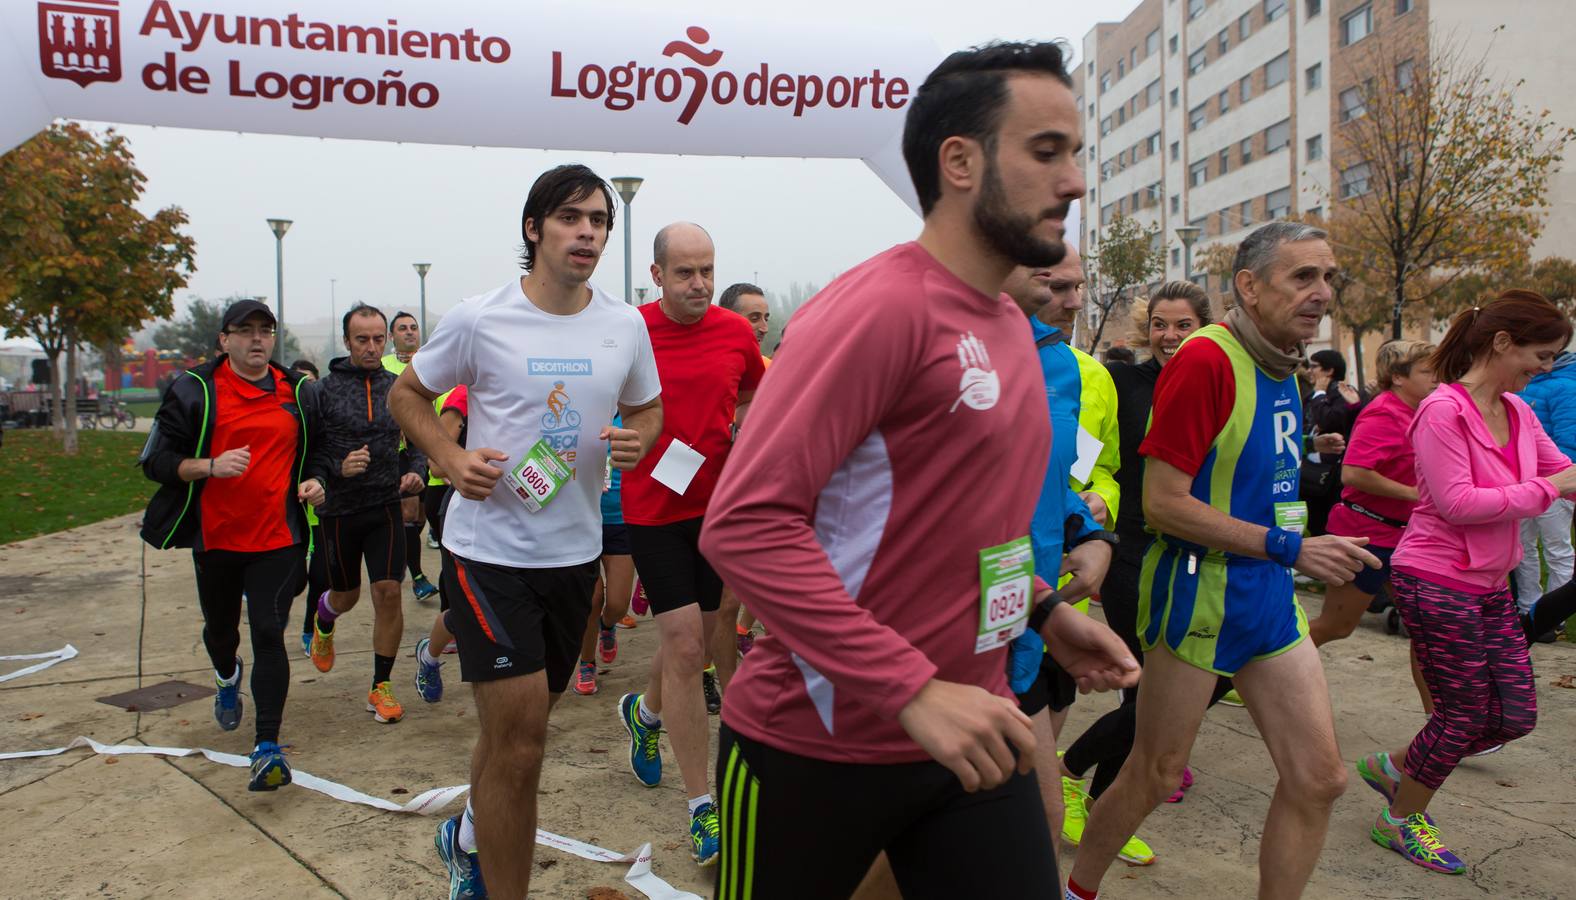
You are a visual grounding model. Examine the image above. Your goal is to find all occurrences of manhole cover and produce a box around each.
[97,680,215,712]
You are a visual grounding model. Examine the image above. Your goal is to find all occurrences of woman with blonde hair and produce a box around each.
[1308,339,1437,648]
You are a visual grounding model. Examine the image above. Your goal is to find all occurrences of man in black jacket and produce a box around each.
[304,303,426,725]
[141,299,324,791]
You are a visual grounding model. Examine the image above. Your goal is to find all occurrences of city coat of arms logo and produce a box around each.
[38,0,121,87]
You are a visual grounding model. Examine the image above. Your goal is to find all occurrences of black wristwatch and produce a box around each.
[1068,529,1120,550]
[1026,590,1066,635]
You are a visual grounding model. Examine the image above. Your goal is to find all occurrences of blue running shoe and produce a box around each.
[414,637,444,703]
[435,813,487,899]
[214,657,243,732]
[247,741,292,792]
[690,801,721,866]
[300,631,312,658]
[413,574,440,602]
[619,692,662,787]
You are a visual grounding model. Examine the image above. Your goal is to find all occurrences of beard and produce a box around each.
[973,158,1067,268]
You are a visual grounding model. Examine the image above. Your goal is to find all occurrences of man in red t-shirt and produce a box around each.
[617,221,765,865]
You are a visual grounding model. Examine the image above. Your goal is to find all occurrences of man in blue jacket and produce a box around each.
[1516,350,1576,640]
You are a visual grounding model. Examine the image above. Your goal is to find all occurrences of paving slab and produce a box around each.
[1,512,1573,898]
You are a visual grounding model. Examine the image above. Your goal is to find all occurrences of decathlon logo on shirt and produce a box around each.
[950,331,1000,412]
[528,358,593,376]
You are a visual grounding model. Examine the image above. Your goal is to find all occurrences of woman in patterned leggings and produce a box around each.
[1356,291,1576,875]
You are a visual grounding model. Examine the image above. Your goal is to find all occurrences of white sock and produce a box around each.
[637,695,661,727]
[687,793,713,816]
[458,801,478,853]
[216,663,240,686]
[1379,752,1400,780]
[419,642,443,667]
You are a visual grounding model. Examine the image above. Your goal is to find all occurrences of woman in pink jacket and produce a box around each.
[1356,291,1576,875]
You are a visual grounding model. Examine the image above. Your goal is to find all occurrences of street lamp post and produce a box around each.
[266,218,293,360]
[413,263,432,339]
[1175,225,1201,285]
[611,177,644,305]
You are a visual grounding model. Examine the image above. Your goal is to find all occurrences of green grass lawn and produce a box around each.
[124,399,161,420]
[0,429,150,543]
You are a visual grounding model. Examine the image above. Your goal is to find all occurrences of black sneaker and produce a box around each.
[214,657,243,731]
[702,668,721,715]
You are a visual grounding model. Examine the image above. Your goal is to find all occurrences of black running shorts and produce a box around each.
[441,553,598,692]
[714,725,1058,899]
[627,517,723,615]
[320,502,405,592]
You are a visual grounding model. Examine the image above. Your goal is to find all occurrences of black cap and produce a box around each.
[220,299,277,333]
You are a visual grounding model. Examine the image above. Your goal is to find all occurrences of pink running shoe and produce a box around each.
[631,579,650,617]
[1164,766,1194,803]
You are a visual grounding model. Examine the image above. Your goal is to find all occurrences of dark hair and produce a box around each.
[342,302,387,338]
[1309,349,1346,382]
[519,164,615,272]
[1429,289,1573,383]
[719,282,765,312]
[902,41,1073,216]
[1145,280,1213,325]
[289,359,319,378]
[389,311,416,330]
[1105,346,1136,364]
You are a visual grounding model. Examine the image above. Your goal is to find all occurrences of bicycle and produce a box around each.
[97,396,137,431]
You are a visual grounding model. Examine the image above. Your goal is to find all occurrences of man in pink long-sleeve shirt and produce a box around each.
[698,41,1138,900]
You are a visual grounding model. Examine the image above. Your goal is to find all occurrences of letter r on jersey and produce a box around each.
[1273,410,1299,458]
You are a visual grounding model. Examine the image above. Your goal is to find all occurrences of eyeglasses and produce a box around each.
[226,326,276,339]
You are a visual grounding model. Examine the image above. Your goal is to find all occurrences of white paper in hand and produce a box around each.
[1071,424,1103,485]
[651,439,705,496]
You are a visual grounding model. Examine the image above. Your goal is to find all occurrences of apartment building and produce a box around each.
[1071,0,1574,354]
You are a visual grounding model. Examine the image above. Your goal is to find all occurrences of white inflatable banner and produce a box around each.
[0,1,942,208]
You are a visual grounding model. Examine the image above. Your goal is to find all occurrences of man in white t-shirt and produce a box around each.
[390,164,662,900]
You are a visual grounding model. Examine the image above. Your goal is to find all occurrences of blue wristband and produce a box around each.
[1265,527,1302,569]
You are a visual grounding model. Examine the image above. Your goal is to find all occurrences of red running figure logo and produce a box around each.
[38,0,121,87]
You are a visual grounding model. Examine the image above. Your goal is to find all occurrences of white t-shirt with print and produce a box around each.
[411,278,661,568]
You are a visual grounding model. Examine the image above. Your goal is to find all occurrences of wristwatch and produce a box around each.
[1026,590,1066,635]
[1068,529,1119,550]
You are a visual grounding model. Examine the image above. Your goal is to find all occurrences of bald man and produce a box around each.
[616,222,766,866]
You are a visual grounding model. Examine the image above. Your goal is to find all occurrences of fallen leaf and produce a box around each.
[15,492,30,498]
[587,888,631,900]
[176,720,189,726]
[391,787,409,795]
[104,757,118,765]
[1357,654,1374,661]
[18,712,43,721]
[1496,779,1518,788]
[586,747,608,754]
[1554,674,1576,689]
[536,860,557,871]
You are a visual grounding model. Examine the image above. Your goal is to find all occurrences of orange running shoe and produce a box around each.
[367,681,404,723]
[617,614,638,629]
[309,626,335,673]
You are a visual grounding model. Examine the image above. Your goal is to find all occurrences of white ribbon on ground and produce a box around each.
[0,735,699,898]
[0,644,77,683]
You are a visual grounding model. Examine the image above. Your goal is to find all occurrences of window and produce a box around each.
[1220,210,1232,233]
[1117,106,1126,125]
[1240,200,1254,228]
[1396,58,1415,92]
[1088,103,1096,119]
[1147,132,1162,155]
[1264,0,1287,21]
[1190,159,1208,186]
[1147,79,1162,106]
[1118,59,1125,79]
[1241,136,1254,164]
[1088,61,1095,76]
[1306,133,1323,160]
[1100,73,1111,93]
[1340,162,1372,198]
[1396,0,1413,12]
[1305,62,1322,91]
[1100,116,1112,136]
[1239,12,1252,39]
[1171,195,1181,215]
[1307,205,1322,220]
[1266,187,1291,219]
[1170,87,1180,108]
[1170,141,1180,161]
[1147,182,1163,204]
[1189,103,1207,131]
[1189,48,1207,75]
[1219,89,1231,115]
[1306,0,1321,16]
[1266,119,1291,152]
[1341,4,1372,46]
[1088,145,1096,161]
[1265,52,1290,88]
[1147,29,1161,56]
[1172,247,1181,266]
[1101,203,1116,226]
[1131,191,1141,210]
[1339,86,1366,121]
[1218,30,1230,54]
[1188,0,1204,20]
[1089,188,1096,206]
[1219,148,1231,175]
[1170,34,1179,54]
[1240,74,1254,102]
